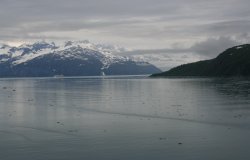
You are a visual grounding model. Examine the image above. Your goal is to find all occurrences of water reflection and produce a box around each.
[1,77,250,128]
[1,77,250,160]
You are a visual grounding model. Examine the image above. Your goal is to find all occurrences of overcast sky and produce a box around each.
[1,0,250,69]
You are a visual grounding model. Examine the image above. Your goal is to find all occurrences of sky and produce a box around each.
[0,0,250,70]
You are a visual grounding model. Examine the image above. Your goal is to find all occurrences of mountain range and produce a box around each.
[0,41,161,77]
[151,44,250,77]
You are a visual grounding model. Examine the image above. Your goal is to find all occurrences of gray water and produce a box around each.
[0,76,250,160]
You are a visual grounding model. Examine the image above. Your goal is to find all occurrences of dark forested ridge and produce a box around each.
[151,44,250,77]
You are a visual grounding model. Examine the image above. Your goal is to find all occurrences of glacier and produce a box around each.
[0,41,161,77]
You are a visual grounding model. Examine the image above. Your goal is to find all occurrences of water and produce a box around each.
[0,76,250,160]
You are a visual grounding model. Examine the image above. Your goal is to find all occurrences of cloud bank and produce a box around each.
[0,0,250,69]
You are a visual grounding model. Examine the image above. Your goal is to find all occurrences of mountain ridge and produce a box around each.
[151,44,250,77]
[0,41,161,77]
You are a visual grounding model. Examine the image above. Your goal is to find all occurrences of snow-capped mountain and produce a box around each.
[0,41,161,77]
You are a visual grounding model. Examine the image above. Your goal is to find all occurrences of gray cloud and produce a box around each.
[120,48,187,56]
[0,0,250,68]
[119,36,241,70]
[190,36,241,58]
[121,36,240,57]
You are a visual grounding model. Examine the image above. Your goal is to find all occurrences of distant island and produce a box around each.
[0,41,161,77]
[151,44,250,77]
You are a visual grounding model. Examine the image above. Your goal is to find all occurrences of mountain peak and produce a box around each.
[0,40,161,77]
[0,44,11,49]
[64,41,73,47]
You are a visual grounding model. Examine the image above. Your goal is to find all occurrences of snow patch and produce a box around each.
[12,48,53,65]
[0,40,141,69]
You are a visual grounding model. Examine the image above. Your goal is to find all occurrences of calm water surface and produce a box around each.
[0,76,250,160]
